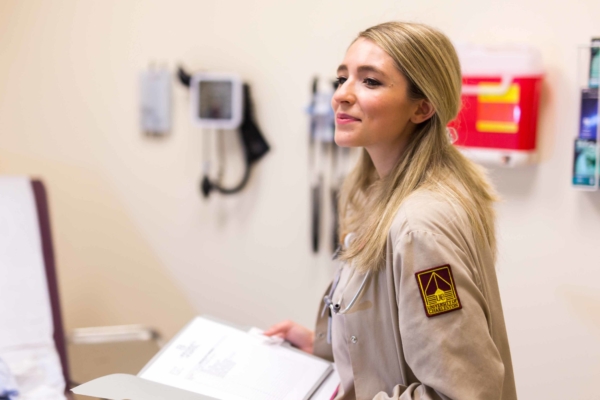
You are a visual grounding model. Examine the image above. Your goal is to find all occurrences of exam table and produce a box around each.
[0,177,161,400]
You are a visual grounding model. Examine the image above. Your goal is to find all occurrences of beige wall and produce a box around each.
[1,0,600,398]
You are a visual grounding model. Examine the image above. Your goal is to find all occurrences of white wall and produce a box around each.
[1,0,599,398]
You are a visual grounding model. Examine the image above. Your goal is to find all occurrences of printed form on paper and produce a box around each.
[138,317,333,400]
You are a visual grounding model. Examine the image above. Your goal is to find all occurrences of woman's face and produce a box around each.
[332,38,420,153]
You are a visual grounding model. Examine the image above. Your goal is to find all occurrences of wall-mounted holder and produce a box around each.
[572,42,600,191]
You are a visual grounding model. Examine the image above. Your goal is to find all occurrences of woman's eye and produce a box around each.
[335,77,347,88]
[364,78,381,87]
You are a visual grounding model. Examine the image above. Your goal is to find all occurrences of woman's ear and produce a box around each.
[410,98,435,124]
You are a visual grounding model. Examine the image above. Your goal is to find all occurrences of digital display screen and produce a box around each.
[199,81,233,120]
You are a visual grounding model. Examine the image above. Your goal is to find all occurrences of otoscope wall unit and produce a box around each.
[307,77,352,254]
[572,41,600,191]
[451,44,544,167]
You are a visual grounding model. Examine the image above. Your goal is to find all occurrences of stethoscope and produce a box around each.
[321,233,371,344]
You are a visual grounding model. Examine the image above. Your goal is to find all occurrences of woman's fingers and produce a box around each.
[263,321,315,354]
[263,320,293,337]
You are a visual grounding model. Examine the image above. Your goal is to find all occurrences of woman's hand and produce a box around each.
[263,320,315,354]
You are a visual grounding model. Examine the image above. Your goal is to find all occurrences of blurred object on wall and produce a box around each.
[307,77,351,254]
[177,66,270,199]
[140,65,171,137]
[451,44,544,167]
[589,38,600,89]
[572,39,600,190]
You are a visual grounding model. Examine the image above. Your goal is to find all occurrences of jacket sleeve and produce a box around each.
[373,230,506,400]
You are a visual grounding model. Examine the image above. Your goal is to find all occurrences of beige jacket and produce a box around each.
[313,189,517,400]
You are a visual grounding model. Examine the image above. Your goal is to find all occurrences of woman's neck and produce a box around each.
[366,137,409,178]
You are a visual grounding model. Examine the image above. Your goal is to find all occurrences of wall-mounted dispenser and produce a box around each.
[140,66,171,136]
[451,44,544,167]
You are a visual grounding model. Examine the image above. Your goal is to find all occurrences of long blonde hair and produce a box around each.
[338,22,498,272]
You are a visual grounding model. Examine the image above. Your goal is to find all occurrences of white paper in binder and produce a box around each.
[73,316,339,400]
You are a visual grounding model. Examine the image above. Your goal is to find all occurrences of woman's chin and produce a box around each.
[334,133,360,148]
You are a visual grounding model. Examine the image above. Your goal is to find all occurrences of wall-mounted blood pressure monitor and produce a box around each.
[190,72,243,130]
[177,65,269,198]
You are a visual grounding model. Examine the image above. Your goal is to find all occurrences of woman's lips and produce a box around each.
[336,113,361,125]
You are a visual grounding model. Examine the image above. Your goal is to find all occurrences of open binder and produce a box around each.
[73,316,339,400]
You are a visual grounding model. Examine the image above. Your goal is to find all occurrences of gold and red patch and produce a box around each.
[415,265,462,317]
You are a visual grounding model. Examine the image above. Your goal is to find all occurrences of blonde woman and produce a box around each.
[266,22,517,400]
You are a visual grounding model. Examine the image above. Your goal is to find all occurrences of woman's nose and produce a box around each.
[332,81,355,106]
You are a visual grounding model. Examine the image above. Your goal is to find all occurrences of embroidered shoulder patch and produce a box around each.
[415,265,462,317]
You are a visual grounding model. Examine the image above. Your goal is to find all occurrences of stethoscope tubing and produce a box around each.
[322,264,370,345]
[325,271,371,314]
[324,269,370,315]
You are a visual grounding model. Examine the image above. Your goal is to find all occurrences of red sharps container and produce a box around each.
[451,45,544,167]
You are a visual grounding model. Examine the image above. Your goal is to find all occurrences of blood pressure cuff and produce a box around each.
[240,84,269,164]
